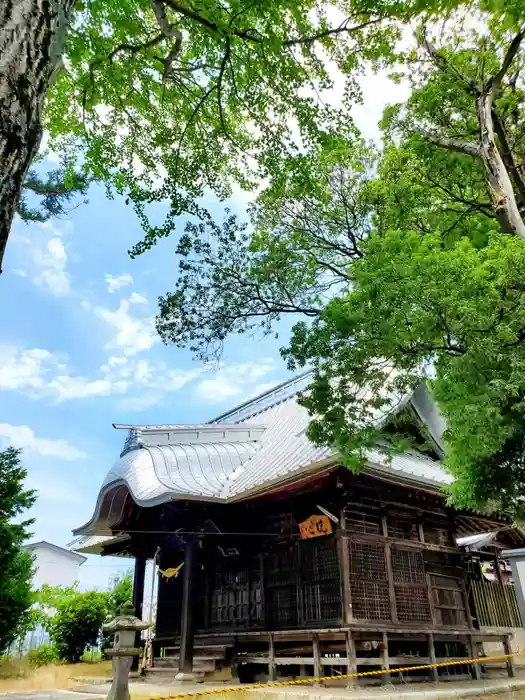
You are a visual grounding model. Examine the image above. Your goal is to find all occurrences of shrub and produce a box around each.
[81,648,103,663]
[28,643,59,668]
[50,591,108,663]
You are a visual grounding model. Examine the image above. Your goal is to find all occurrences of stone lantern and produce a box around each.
[103,601,150,700]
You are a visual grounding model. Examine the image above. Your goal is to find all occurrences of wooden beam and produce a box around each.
[313,634,321,684]
[268,633,276,680]
[345,631,357,686]
[461,579,474,630]
[381,631,390,685]
[428,633,439,682]
[384,544,398,624]
[260,553,269,630]
[468,636,481,680]
[179,540,196,674]
[503,634,516,678]
[339,534,353,624]
[131,556,146,671]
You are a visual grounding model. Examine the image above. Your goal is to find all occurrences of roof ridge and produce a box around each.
[211,370,313,423]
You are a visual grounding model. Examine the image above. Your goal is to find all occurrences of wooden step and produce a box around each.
[145,667,205,683]
[162,651,226,661]
[154,657,217,672]
[163,644,229,655]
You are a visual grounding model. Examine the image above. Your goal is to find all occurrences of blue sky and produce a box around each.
[0,70,407,592]
[1,184,292,591]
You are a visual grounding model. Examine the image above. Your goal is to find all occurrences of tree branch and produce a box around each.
[414,127,482,158]
[488,28,525,98]
[283,17,383,47]
[492,107,525,208]
[419,27,476,92]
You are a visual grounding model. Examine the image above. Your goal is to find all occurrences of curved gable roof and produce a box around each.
[74,373,450,536]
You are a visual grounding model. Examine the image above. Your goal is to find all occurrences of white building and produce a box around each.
[13,541,87,653]
[24,541,87,589]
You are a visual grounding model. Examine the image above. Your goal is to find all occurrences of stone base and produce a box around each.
[175,672,198,682]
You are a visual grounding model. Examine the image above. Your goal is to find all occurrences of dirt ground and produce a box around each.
[0,660,111,694]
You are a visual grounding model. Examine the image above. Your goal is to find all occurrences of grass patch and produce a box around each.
[0,659,111,692]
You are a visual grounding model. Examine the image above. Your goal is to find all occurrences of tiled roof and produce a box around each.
[73,372,451,536]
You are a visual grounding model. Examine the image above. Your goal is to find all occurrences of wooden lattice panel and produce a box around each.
[349,541,391,621]
[430,574,468,627]
[300,536,341,623]
[301,536,339,580]
[392,547,432,623]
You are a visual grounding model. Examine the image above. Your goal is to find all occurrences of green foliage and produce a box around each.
[159,7,525,519]
[28,584,80,636]
[44,0,425,253]
[106,571,132,618]
[101,570,132,652]
[18,166,90,223]
[0,448,36,653]
[50,591,108,663]
[81,648,103,663]
[28,644,59,668]
[286,231,525,517]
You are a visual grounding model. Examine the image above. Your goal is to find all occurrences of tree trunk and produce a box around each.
[477,92,525,238]
[0,0,75,273]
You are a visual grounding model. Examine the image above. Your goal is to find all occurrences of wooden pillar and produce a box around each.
[384,545,398,625]
[268,633,276,681]
[468,635,481,680]
[131,556,146,671]
[260,553,269,630]
[345,630,357,687]
[428,633,439,683]
[339,533,353,624]
[503,634,516,678]
[313,634,321,685]
[381,632,390,685]
[178,540,196,674]
[461,578,474,630]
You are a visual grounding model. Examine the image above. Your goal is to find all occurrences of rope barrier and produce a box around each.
[148,650,525,700]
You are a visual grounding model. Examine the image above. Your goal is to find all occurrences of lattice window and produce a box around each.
[303,581,341,622]
[266,547,297,587]
[268,586,298,627]
[300,536,339,580]
[349,541,391,621]
[344,508,382,535]
[424,525,452,547]
[300,537,340,622]
[392,547,432,623]
[210,556,262,629]
[387,515,419,541]
[431,574,468,627]
[392,547,427,585]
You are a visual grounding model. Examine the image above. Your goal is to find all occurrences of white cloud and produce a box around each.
[0,344,199,409]
[0,424,85,460]
[94,294,159,356]
[0,346,59,392]
[195,359,276,403]
[105,273,133,294]
[128,292,148,305]
[12,221,71,296]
